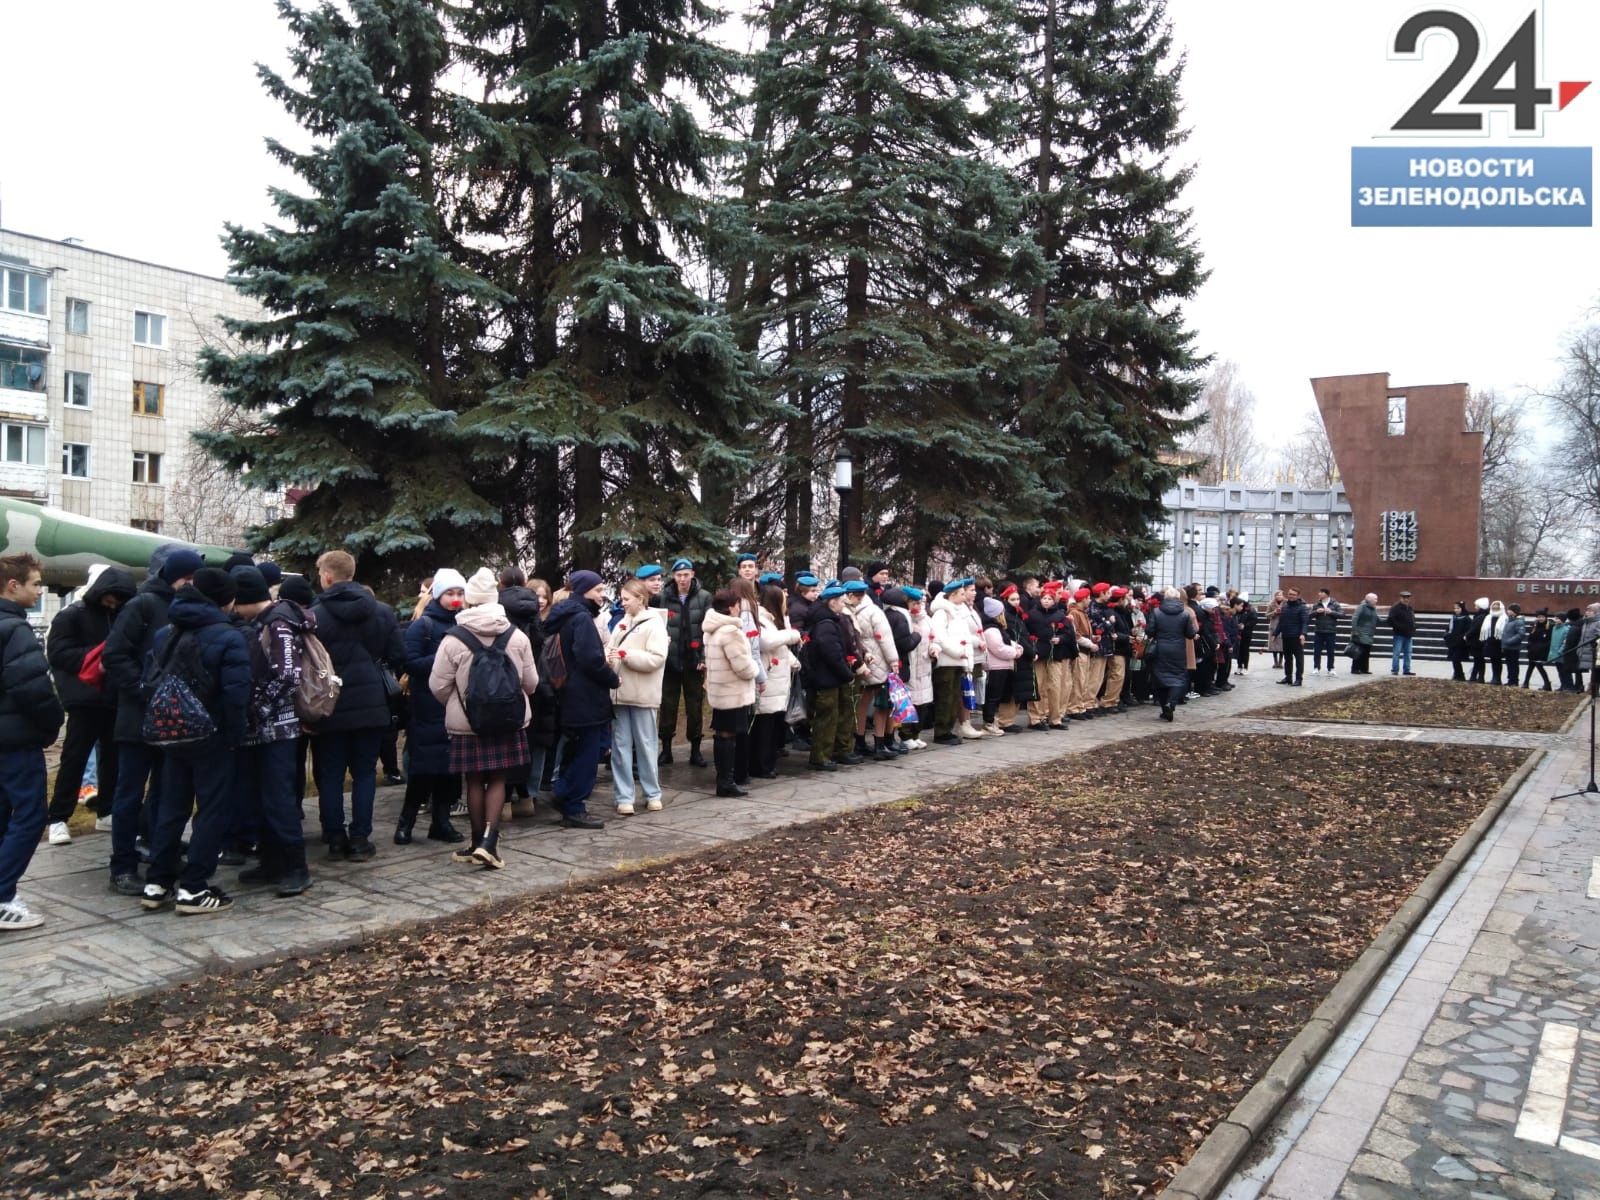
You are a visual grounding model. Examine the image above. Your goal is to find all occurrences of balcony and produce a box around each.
[0,348,47,422]
[0,461,49,499]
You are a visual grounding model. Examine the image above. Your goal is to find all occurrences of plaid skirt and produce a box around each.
[448,730,530,774]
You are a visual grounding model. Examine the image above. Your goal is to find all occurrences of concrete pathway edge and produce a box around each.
[1162,746,1548,1200]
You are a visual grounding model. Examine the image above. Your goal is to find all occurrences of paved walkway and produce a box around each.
[1222,697,1600,1199]
[4,660,1391,1030]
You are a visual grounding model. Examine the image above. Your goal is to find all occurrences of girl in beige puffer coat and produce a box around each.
[702,589,758,797]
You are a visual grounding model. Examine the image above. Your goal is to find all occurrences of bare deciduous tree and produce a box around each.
[1540,326,1600,572]
[1281,411,1339,488]
[1184,361,1265,485]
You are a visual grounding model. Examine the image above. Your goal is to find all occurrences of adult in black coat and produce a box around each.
[45,566,136,828]
[1146,590,1196,720]
[498,570,552,810]
[309,557,407,858]
[397,587,464,845]
[1275,591,1309,686]
[102,545,203,889]
[0,554,64,925]
[655,563,712,766]
[544,572,620,827]
[1444,601,1473,681]
[140,570,251,912]
[803,593,857,769]
[1466,599,1491,683]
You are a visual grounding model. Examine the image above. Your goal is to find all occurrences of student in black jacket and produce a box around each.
[804,586,856,771]
[44,565,135,840]
[309,550,407,861]
[138,569,251,916]
[0,553,65,931]
[103,545,203,894]
[544,571,620,828]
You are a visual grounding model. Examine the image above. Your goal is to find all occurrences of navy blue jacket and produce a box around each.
[311,582,407,733]
[804,606,855,691]
[1276,598,1309,640]
[0,598,64,749]
[543,596,619,729]
[145,589,252,749]
[403,598,457,776]
[103,576,177,743]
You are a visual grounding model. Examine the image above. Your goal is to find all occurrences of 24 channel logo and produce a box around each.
[1352,3,1594,227]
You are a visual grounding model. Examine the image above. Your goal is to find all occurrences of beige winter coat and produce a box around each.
[756,609,802,715]
[703,607,758,710]
[609,605,669,708]
[428,603,539,735]
[929,593,978,671]
[849,596,900,685]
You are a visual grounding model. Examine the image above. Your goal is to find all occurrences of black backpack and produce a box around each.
[448,627,525,736]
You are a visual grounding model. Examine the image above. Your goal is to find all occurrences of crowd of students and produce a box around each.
[24,545,1526,932]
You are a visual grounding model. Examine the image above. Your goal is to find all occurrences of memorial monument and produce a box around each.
[1282,372,1600,610]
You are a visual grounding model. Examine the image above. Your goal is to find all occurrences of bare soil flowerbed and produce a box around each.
[0,734,1528,1199]
[1257,676,1583,733]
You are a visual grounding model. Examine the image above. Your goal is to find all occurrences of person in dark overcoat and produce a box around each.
[1146,587,1197,722]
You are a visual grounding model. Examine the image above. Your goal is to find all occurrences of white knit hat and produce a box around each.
[431,568,467,599]
[464,567,499,607]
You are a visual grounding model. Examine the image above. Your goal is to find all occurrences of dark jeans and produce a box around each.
[239,740,305,872]
[1523,661,1552,689]
[49,708,118,821]
[553,723,609,815]
[752,712,786,775]
[1470,646,1486,682]
[1195,656,1217,694]
[109,742,163,879]
[1503,647,1521,685]
[1486,640,1505,684]
[1281,635,1305,684]
[1236,642,1251,670]
[379,729,400,777]
[659,666,705,748]
[313,729,382,843]
[0,747,47,904]
[147,739,236,894]
[1215,656,1232,688]
[1312,630,1338,671]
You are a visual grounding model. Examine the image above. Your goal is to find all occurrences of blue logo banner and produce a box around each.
[1351,147,1592,226]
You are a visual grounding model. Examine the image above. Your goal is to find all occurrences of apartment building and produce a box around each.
[0,228,279,544]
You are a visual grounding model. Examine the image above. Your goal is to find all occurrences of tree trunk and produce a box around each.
[571,0,608,570]
[840,20,872,560]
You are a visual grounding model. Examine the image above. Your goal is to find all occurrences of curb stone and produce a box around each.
[1557,692,1591,735]
[1163,745,1547,1199]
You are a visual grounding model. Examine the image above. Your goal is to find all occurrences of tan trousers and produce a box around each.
[1073,656,1105,713]
[1099,656,1126,708]
[1028,660,1068,724]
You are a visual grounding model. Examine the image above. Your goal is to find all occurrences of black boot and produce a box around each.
[714,739,747,797]
[658,744,674,767]
[688,740,708,768]
[872,738,895,762]
[394,791,423,845]
[733,734,751,785]
[472,828,504,869]
[426,794,464,844]
[854,734,869,757]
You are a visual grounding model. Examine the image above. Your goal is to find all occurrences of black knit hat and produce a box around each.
[229,566,271,604]
[279,575,315,606]
[192,567,237,608]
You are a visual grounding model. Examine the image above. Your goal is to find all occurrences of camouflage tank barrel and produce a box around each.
[0,496,244,589]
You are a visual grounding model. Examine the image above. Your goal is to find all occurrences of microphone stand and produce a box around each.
[1552,629,1600,801]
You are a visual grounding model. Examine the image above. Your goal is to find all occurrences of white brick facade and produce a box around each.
[0,228,274,546]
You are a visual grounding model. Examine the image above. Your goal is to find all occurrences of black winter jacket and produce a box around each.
[805,607,855,690]
[1310,598,1343,634]
[0,598,64,749]
[47,567,137,709]
[404,598,457,776]
[1276,598,1309,640]
[543,596,620,728]
[310,582,407,733]
[883,603,921,662]
[1387,602,1417,637]
[103,576,177,743]
[500,586,543,648]
[656,580,711,674]
[144,590,252,749]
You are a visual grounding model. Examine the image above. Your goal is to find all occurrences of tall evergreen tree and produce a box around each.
[1008,0,1205,579]
[452,0,763,573]
[722,0,1050,578]
[198,0,504,580]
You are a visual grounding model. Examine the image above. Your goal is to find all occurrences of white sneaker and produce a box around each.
[47,822,72,846]
[0,897,43,930]
[908,739,926,750]
[94,815,114,833]
[615,802,635,816]
[646,797,663,812]
[958,723,984,739]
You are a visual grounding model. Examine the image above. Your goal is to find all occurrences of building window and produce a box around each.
[65,371,92,408]
[2,422,46,466]
[1386,396,1407,437]
[66,298,90,335]
[0,346,46,393]
[132,381,164,417]
[130,518,161,533]
[132,451,163,484]
[62,442,91,478]
[1,268,47,316]
[133,310,166,347]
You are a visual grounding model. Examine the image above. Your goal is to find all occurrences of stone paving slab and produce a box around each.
[1220,697,1600,1200]
[6,662,1410,1031]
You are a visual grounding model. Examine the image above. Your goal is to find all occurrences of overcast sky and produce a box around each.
[5,0,1597,455]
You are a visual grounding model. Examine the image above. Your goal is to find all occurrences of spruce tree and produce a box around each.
[452,0,763,573]
[1008,0,1205,580]
[722,0,1050,579]
[198,0,504,580]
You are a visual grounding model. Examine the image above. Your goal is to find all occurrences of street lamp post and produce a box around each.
[834,447,853,577]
